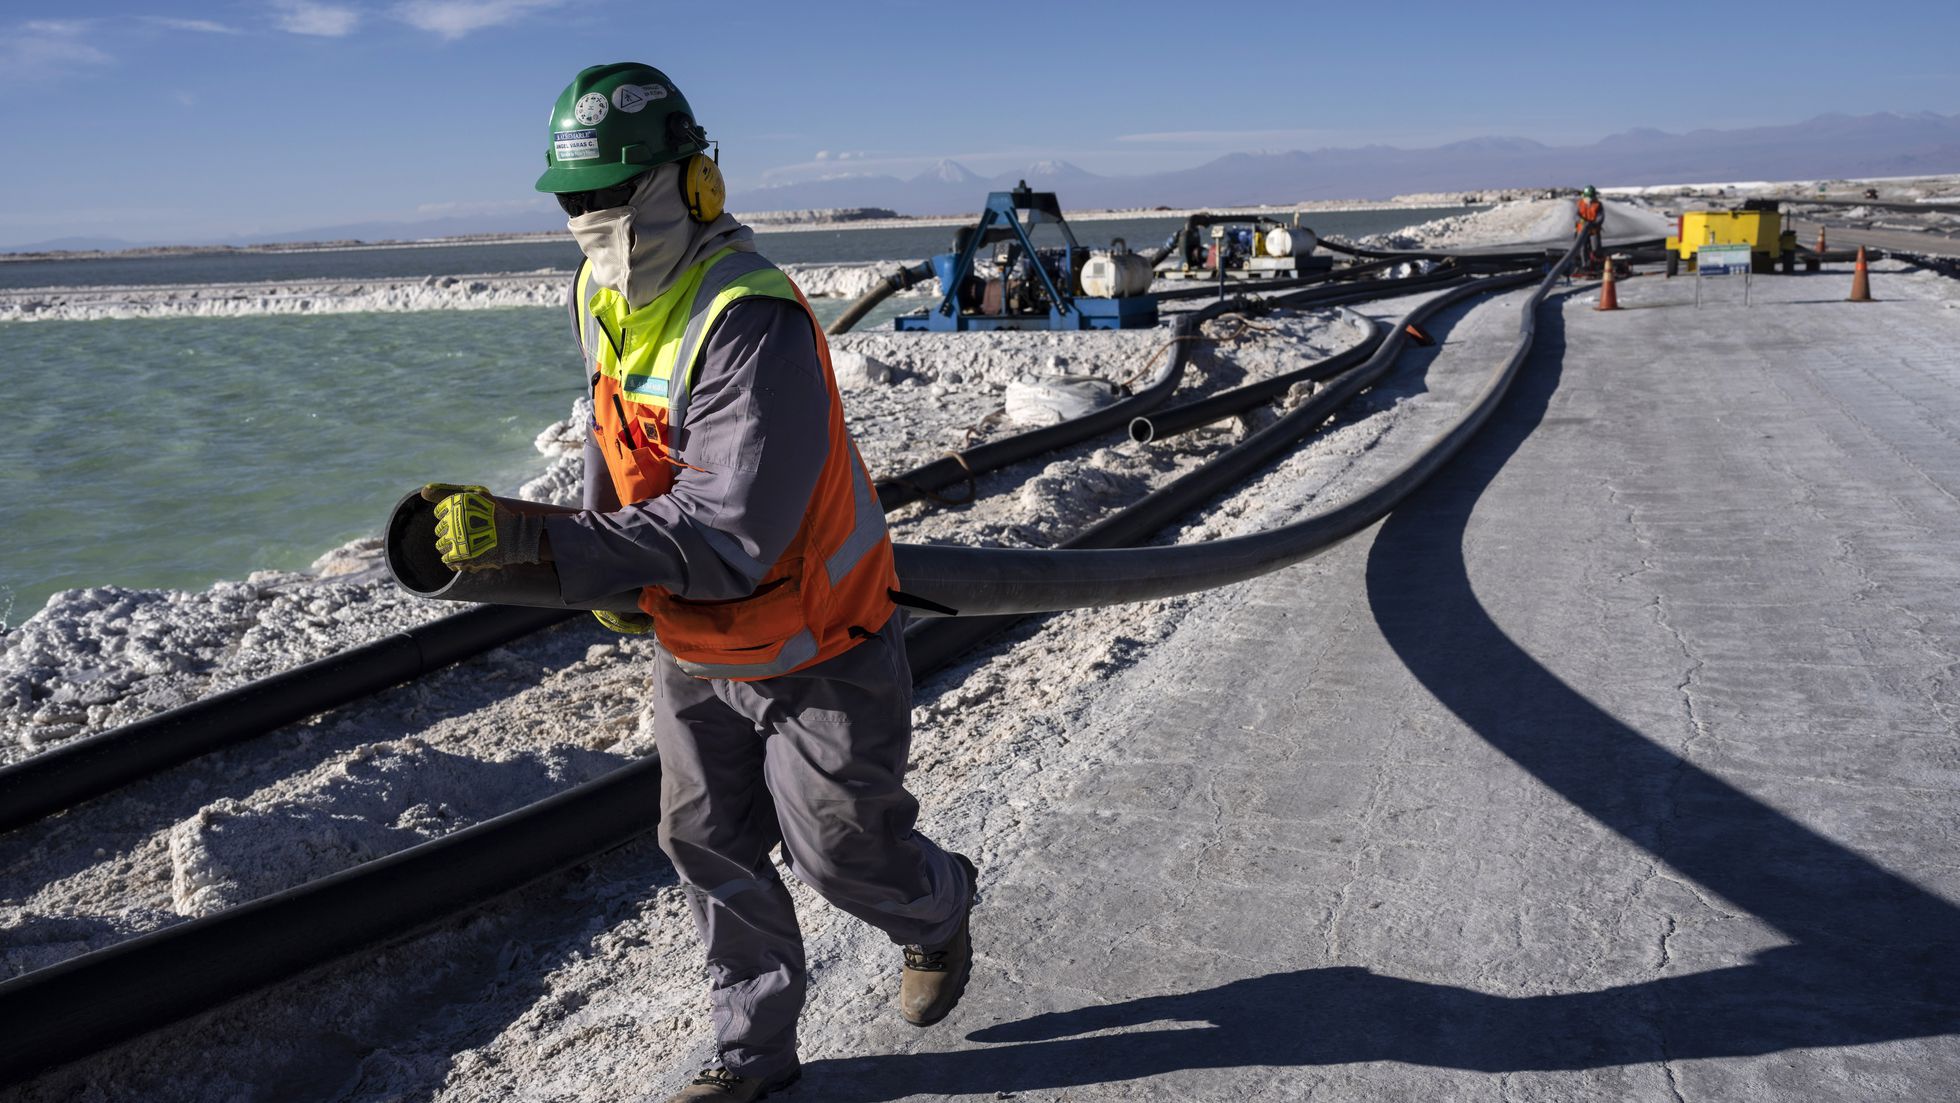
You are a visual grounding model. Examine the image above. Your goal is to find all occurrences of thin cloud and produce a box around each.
[392,0,565,39]
[270,1,362,37]
[1116,127,1349,146]
[142,16,243,34]
[2,20,112,80]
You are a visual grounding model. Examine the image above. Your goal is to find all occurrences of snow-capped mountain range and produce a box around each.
[729,111,1960,215]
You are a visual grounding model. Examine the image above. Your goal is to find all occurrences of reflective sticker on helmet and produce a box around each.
[574,92,609,126]
[553,129,600,162]
[613,83,668,112]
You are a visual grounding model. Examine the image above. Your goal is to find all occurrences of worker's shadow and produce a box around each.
[806,302,1960,1099]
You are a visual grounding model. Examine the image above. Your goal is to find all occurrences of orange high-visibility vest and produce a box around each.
[573,249,897,680]
[1575,197,1603,231]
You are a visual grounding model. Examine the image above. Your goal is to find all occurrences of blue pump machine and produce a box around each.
[894,184,1158,332]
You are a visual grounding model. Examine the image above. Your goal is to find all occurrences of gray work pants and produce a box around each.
[651,613,967,1078]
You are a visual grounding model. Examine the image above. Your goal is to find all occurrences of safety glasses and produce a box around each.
[556,177,642,217]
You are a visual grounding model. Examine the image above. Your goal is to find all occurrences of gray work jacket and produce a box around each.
[543,285,833,606]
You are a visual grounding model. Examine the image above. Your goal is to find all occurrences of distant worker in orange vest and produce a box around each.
[1575,185,1605,270]
[420,62,978,1103]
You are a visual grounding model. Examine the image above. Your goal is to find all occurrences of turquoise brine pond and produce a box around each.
[0,297,901,625]
[0,308,576,625]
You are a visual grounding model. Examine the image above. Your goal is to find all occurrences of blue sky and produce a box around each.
[1,0,1955,246]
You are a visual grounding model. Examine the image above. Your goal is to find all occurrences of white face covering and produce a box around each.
[566,162,754,312]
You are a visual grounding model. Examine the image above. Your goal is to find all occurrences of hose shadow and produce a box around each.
[801,298,1960,1100]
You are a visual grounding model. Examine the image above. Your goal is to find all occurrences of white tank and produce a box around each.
[1081,239,1154,298]
[1264,226,1318,258]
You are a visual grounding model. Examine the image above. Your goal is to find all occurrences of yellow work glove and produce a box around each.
[420,483,545,571]
[592,609,654,634]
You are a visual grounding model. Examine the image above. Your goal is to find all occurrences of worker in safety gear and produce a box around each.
[1575,184,1605,271]
[422,62,978,1103]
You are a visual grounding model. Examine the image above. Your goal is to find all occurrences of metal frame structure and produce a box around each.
[894,185,1156,331]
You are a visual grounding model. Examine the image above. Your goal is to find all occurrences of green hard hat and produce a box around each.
[1583,185,1598,198]
[536,63,708,194]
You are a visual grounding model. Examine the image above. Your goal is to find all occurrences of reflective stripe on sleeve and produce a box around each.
[698,524,770,583]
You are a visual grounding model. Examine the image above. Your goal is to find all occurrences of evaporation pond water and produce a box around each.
[0,308,576,624]
[0,207,1476,289]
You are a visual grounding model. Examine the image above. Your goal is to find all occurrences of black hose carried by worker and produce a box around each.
[0,255,1484,840]
[0,270,1469,1082]
[823,259,936,336]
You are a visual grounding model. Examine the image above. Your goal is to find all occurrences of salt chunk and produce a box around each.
[1004,374,1119,427]
[832,350,892,389]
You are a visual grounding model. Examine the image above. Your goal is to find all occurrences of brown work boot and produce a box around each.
[663,1063,800,1101]
[899,852,979,1027]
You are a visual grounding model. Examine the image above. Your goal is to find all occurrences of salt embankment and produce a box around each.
[1359,197,1674,250]
[0,261,936,323]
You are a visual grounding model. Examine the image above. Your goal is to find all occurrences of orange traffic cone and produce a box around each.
[1815,226,1827,255]
[1596,255,1620,311]
[1848,246,1872,302]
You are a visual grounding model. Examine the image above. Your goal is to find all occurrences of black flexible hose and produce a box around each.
[875,298,1243,512]
[0,605,575,835]
[0,754,662,1084]
[886,242,1579,620]
[875,264,1464,511]
[901,269,1539,673]
[4,273,1403,831]
[0,279,1419,1081]
[1130,313,1386,443]
[823,260,935,336]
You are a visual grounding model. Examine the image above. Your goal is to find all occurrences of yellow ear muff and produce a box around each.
[680,153,725,223]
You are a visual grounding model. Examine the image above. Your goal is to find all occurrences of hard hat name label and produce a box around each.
[553,129,600,162]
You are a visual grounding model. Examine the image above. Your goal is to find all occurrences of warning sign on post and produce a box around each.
[1696,244,1754,307]
[1698,245,1753,276]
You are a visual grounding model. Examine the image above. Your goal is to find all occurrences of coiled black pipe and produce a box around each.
[902,269,1538,673]
[0,604,574,835]
[823,260,936,336]
[1129,314,1384,444]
